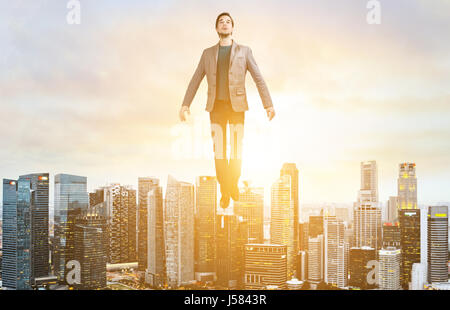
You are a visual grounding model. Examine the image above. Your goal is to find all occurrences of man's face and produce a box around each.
[216,15,233,36]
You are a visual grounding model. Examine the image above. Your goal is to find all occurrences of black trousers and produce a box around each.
[209,99,245,196]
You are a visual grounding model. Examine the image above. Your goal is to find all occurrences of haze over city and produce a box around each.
[2,0,450,206]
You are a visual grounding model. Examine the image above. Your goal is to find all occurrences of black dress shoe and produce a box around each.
[220,194,231,209]
[230,183,240,202]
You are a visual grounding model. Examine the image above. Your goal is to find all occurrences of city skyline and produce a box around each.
[1,160,449,218]
[2,161,448,290]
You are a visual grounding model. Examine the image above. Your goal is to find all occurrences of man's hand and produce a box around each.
[179,106,190,122]
[265,106,275,121]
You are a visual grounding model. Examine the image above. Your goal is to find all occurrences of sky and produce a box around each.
[1,0,450,209]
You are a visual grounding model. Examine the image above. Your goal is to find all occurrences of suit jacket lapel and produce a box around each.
[229,39,238,69]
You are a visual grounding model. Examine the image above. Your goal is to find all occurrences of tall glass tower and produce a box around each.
[2,179,32,290]
[19,173,50,279]
[280,163,299,257]
[194,176,217,282]
[137,177,160,271]
[164,175,195,288]
[53,174,88,282]
[271,174,295,278]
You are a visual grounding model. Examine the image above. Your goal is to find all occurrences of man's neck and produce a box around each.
[219,36,233,46]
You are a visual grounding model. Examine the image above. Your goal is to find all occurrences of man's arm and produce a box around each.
[182,50,206,108]
[246,47,273,109]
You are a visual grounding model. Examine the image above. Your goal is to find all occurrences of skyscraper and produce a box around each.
[307,234,323,283]
[348,246,376,289]
[387,196,398,223]
[215,214,247,289]
[398,163,417,210]
[324,216,348,288]
[244,244,287,289]
[378,247,401,290]
[103,184,137,263]
[146,185,166,287]
[298,222,309,251]
[382,222,400,248]
[271,174,295,278]
[353,203,382,250]
[53,174,89,282]
[297,250,308,281]
[411,263,427,290]
[194,176,217,282]
[73,214,107,290]
[280,163,299,258]
[234,181,264,244]
[137,177,160,271]
[427,206,448,283]
[360,160,378,203]
[2,179,32,290]
[399,209,421,289]
[164,175,194,288]
[309,215,324,239]
[19,173,50,279]
[353,161,381,251]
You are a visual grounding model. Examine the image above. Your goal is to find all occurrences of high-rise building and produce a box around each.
[298,222,309,251]
[2,179,32,290]
[216,214,248,289]
[137,177,159,271]
[244,244,287,289]
[271,174,295,278]
[360,160,378,203]
[399,209,421,289]
[398,163,417,210]
[19,173,50,279]
[420,208,428,270]
[73,214,107,290]
[382,222,400,248]
[378,247,401,290]
[427,206,448,283]
[88,188,109,221]
[194,176,217,282]
[353,161,381,251]
[280,163,299,259]
[297,250,308,281]
[309,215,324,238]
[353,203,382,250]
[234,181,264,244]
[146,185,166,287]
[103,184,137,263]
[411,263,427,290]
[324,216,348,288]
[307,234,323,283]
[164,175,194,288]
[53,174,89,282]
[387,196,398,223]
[348,246,376,289]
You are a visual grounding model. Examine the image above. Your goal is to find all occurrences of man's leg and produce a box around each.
[228,111,245,201]
[210,108,230,208]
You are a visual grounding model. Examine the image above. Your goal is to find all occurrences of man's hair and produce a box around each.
[215,12,234,28]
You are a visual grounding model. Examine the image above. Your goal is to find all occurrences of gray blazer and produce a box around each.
[182,39,273,112]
